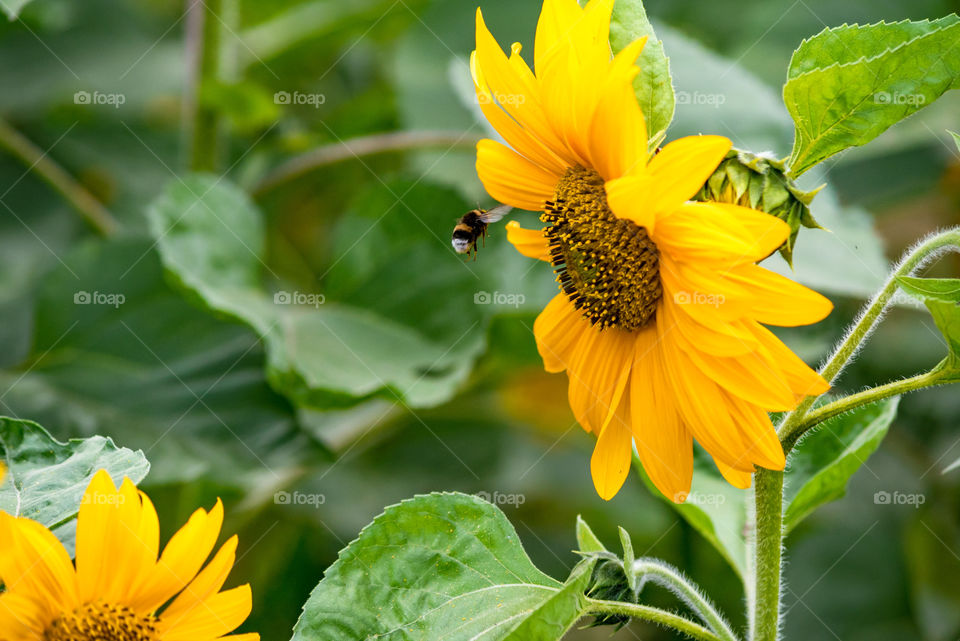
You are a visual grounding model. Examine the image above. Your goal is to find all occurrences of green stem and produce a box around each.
[632,558,739,641]
[790,368,947,447]
[251,130,484,196]
[585,597,725,641]
[186,0,224,172]
[777,227,960,449]
[750,227,960,641]
[751,469,783,641]
[0,117,118,235]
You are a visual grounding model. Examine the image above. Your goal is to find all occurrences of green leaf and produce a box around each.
[575,514,608,554]
[785,16,960,176]
[147,175,483,409]
[610,0,675,143]
[1,238,318,488]
[292,492,594,641]
[897,276,960,378]
[633,453,747,581]
[0,417,149,550]
[783,398,899,532]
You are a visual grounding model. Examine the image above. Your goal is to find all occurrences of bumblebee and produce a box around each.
[451,205,511,258]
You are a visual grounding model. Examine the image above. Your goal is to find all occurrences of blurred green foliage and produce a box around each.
[0,0,959,639]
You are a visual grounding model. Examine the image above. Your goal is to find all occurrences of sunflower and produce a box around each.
[472,0,832,501]
[0,469,258,641]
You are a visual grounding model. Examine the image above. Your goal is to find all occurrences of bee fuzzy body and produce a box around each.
[451,205,511,259]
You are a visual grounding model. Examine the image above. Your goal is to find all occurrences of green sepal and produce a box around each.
[694,148,825,266]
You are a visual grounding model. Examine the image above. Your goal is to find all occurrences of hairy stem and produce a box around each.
[632,558,739,641]
[0,118,118,235]
[751,469,783,641]
[585,597,726,641]
[251,130,483,195]
[185,0,224,171]
[790,368,947,447]
[778,227,960,449]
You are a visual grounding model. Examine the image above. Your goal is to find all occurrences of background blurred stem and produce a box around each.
[0,117,117,235]
[252,130,484,195]
[185,0,224,172]
[584,598,726,641]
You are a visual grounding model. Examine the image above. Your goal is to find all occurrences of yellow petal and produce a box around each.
[749,322,830,397]
[590,393,633,500]
[128,499,224,612]
[505,221,551,261]
[588,37,648,179]
[476,139,557,211]
[646,135,731,215]
[76,469,121,603]
[160,535,239,622]
[715,459,753,489]
[605,173,659,232]
[534,0,583,75]
[630,325,694,502]
[0,512,78,619]
[566,325,634,435]
[533,294,589,373]
[727,264,834,327]
[158,584,253,640]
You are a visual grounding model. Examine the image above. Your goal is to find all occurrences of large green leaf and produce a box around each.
[292,492,595,641]
[784,398,899,532]
[785,16,960,176]
[0,238,319,488]
[633,452,747,581]
[147,175,487,409]
[610,0,675,144]
[897,276,960,379]
[0,417,149,549]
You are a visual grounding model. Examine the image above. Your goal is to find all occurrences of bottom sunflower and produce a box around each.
[0,469,258,641]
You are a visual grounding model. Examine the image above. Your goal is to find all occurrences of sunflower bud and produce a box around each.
[693,149,823,267]
[584,554,639,629]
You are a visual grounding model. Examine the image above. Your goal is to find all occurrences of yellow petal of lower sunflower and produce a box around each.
[646,135,731,216]
[590,393,633,501]
[533,293,589,373]
[476,139,558,211]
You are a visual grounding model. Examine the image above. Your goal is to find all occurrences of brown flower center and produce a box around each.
[542,166,661,331]
[45,601,158,641]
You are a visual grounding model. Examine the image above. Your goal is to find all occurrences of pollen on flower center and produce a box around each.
[543,166,662,331]
[44,601,158,641]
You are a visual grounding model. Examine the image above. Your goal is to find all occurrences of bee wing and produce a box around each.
[479,205,512,223]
